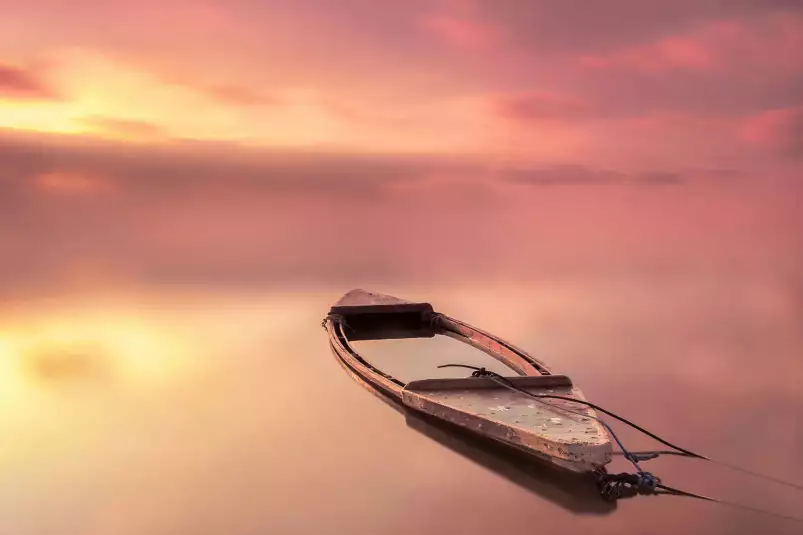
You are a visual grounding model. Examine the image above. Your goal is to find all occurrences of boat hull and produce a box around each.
[324,289,613,473]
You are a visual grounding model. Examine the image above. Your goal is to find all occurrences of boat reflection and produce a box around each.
[333,347,615,515]
[403,408,615,515]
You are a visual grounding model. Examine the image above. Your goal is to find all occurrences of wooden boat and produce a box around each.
[323,289,613,473]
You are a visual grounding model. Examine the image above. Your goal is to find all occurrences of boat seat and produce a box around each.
[405,375,573,392]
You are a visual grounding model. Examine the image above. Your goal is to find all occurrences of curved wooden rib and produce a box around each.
[434,313,551,376]
[325,316,404,399]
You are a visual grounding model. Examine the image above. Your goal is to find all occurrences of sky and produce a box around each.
[1,0,802,296]
[1,0,802,165]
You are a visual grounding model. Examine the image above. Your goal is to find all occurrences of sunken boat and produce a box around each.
[323,289,613,473]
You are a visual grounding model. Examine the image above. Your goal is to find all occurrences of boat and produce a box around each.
[323,289,613,474]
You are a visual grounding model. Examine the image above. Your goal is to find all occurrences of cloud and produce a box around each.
[421,14,504,52]
[420,5,803,121]
[504,165,624,185]
[0,130,799,300]
[564,11,803,118]
[80,116,169,141]
[578,36,713,74]
[0,130,500,293]
[3,2,801,165]
[0,129,454,201]
[576,13,803,76]
[153,68,286,108]
[490,91,591,122]
[740,105,803,157]
[443,0,803,56]
[204,84,283,107]
[632,171,684,185]
[0,62,57,100]
[501,165,690,186]
[34,170,114,196]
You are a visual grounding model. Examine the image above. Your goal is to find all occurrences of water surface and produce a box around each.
[2,275,801,535]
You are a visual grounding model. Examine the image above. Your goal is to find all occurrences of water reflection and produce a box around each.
[404,410,614,514]
[1,283,802,535]
[0,312,194,395]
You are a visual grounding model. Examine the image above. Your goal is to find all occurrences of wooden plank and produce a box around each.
[405,375,573,392]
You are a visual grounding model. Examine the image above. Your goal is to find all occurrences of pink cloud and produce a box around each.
[421,14,503,52]
[34,171,114,196]
[205,84,282,107]
[740,105,803,157]
[2,127,802,298]
[0,62,57,99]
[490,91,591,122]
[577,13,803,75]
[618,112,742,162]
[578,35,714,74]
[148,67,282,108]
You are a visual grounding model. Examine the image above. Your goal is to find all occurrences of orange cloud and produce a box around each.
[159,71,284,107]
[205,84,282,107]
[80,116,169,141]
[0,62,58,100]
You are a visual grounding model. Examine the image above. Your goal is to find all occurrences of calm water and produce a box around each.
[2,172,802,534]
[2,275,802,535]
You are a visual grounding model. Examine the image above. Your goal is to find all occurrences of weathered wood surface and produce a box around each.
[402,382,612,472]
[406,375,573,391]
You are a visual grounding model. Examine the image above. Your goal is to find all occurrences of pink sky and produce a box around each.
[1,0,802,295]
[1,0,801,165]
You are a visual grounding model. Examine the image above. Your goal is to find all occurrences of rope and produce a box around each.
[436,363,803,524]
[437,364,658,482]
[438,363,704,460]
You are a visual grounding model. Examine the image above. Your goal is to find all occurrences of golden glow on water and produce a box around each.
[0,291,324,411]
[0,312,193,403]
[0,337,26,405]
[0,301,214,487]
